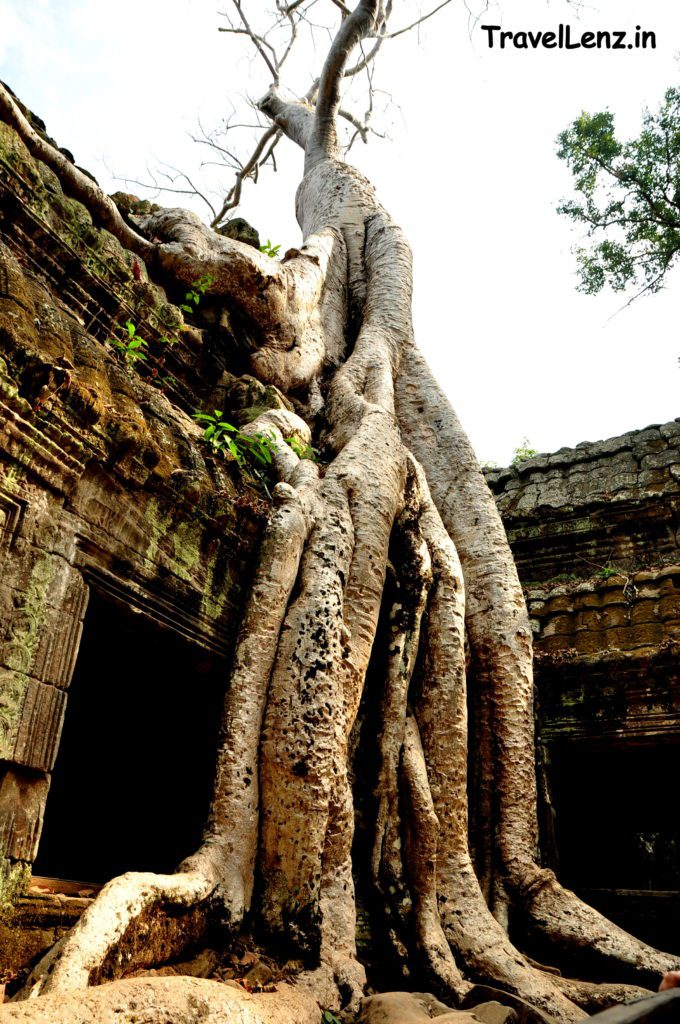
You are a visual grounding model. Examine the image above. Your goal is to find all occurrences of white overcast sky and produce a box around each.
[1,0,678,465]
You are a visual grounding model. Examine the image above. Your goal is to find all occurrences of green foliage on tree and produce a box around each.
[557,85,680,300]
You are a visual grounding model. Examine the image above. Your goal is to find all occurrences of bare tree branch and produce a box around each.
[224,0,280,81]
[114,163,219,221]
[282,0,308,13]
[384,0,453,41]
[211,124,282,227]
[126,0,451,225]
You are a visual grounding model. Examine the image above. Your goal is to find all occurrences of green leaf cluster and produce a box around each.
[181,273,215,314]
[511,439,538,466]
[194,410,275,465]
[110,320,149,369]
[285,435,320,462]
[193,409,281,493]
[557,86,680,298]
[108,275,216,379]
[193,410,323,492]
[259,239,281,258]
[108,318,178,376]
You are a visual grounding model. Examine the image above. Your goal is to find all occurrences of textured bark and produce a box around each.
[1,6,679,1024]
[21,871,214,997]
[395,348,678,986]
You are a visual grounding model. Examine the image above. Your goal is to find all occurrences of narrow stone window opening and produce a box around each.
[33,589,226,885]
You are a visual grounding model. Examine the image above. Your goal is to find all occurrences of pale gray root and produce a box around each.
[182,452,320,918]
[406,465,584,1024]
[400,713,469,1000]
[521,874,680,984]
[20,450,319,998]
[396,345,539,898]
[371,466,431,884]
[466,654,494,907]
[1,976,326,1024]
[19,871,214,998]
[369,464,431,977]
[312,208,418,1003]
[551,976,654,1014]
[316,761,367,1011]
[257,224,409,960]
[396,344,680,986]
[257,468,356,954]
[0,83,155,262]
[137,209,349,392]
[360,456,583,1019]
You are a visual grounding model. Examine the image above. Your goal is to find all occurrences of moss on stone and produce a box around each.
[0,858,30,917]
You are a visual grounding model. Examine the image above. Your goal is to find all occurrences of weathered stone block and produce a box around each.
[0,672,67,770]
[541,614,575,638]
[660,420,680,440]
[0,553,87,690]
[0,766,49,861]
[658,594,680,622]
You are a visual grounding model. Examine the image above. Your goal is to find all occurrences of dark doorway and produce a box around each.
[550,739,680,892]
[34,590,227,884]
[546,738,680,955]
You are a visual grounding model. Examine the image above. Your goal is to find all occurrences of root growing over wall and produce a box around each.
[1,5,678,1022]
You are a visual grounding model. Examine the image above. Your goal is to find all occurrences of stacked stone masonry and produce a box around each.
[0,108,269,982]
[486,426,680,956]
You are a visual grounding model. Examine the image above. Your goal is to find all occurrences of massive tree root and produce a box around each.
[1,3,678,1022]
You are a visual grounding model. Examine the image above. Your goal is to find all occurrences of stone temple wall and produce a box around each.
[485,424,680,954]
[0,103,276,981]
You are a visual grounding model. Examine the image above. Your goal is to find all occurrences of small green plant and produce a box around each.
[180,273,215,314]
[576,554,621,581]
[285,435,320,462]
[193,410,278,491]
[109,274,215,377]
[109,320,149,370]
[511,438,538,466]
[259,239,281,259]
[321,1011,341,1024]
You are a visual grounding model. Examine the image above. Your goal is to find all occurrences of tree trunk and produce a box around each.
[1,4,678,1022]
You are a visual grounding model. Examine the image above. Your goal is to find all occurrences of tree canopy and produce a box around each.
[557,85,680,300]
